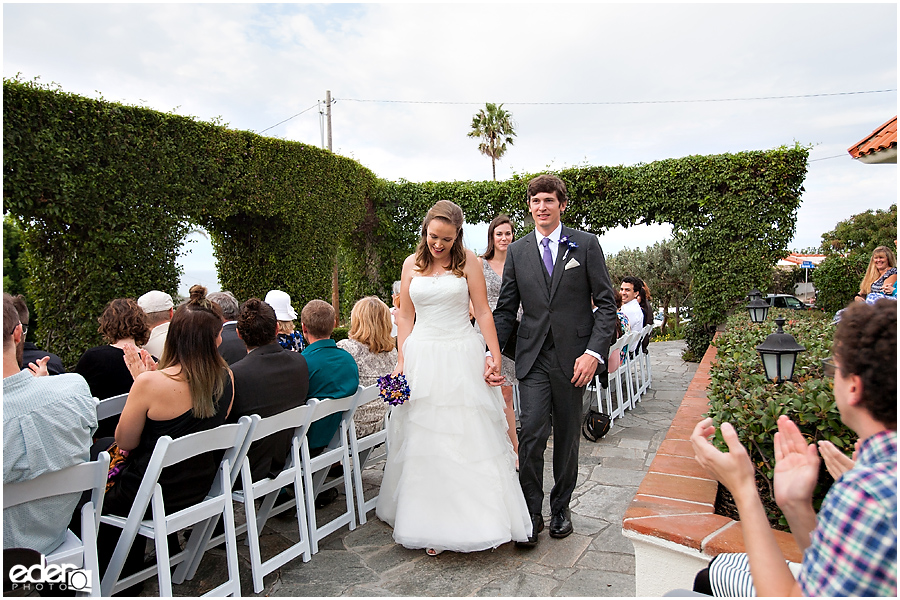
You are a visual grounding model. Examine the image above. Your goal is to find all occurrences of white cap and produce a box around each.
[137,290,174,313]
[264,290,297,321]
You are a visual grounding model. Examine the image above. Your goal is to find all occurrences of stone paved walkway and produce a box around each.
[139,341,696,597]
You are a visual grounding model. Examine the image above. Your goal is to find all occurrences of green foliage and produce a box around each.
[706,309,846,526]
[467,103,516,181]
[771,265,805,295]
[811,253,869,314]
[683,321,715,362]
[3,215,26,295]
[4,78,809,368]
[3,77,377,366]
[820,204,897,255]
[331,326,349,343]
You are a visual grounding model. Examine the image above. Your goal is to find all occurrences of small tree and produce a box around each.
[467,103,516,181]
[819,204,897,255]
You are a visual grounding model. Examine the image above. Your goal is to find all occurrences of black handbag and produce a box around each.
[582,409,611,442]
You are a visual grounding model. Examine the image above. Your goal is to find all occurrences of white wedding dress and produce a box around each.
[376,273,532,552]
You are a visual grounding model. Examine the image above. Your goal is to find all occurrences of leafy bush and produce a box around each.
[812,253,869,314]
[706,309,847,526]
[331,327,349,343]
[683,321,714,362]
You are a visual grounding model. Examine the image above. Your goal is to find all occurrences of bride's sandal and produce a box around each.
[426,548,444,556]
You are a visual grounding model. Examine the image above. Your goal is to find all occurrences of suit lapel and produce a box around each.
[549,226,570,301]
[524,233,550,302]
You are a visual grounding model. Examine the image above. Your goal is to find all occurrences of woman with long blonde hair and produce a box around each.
[856,246,897,302]
[377,200,531,556]
[338,296,398,437]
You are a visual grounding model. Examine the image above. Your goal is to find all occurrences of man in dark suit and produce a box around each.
[494,174,617,546]
[228,297,309,481]
[208,291,248,365]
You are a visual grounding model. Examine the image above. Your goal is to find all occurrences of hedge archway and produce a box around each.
[4,77,807,367]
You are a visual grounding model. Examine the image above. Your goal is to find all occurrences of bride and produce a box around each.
[376,200,532,555]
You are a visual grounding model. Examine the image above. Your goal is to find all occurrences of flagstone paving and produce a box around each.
[136,340,697,597]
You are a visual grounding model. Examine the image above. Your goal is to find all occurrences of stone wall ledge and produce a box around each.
[623,339,801,596]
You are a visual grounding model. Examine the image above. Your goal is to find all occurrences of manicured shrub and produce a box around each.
[706,309,848,525]
[812,253,869,314]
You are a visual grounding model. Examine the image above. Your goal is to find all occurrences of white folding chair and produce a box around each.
[301,389,361,554]
[594,335,629,424]
[96,392,128,422]
[4,452,110,597]
[99,416,255,597]
[348,384,387,525]
[184,403,318,593]
[640,324,653,392]
[622,330,642,409]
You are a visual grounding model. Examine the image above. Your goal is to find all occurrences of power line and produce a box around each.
[335,89,896,106]
[257,102,320,134]
[809,154,850,162]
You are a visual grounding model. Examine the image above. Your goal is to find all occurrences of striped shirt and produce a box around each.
[798,429,897,596]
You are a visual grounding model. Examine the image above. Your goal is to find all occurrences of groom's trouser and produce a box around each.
[517,337,583,516]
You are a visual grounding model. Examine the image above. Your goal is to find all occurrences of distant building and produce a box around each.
[777,253,826,302]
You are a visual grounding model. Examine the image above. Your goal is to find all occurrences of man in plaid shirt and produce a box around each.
[691,299,897,596]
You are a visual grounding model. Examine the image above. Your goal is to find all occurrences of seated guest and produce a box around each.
[265,289,305,352]
[137,290,174,358]
[691,299,896,596]
[208,291,248,365]
[3,293,98,555]
[228,298,309,481]
[95,285,234,582]
[619,277,645,333]
[301,299,360,452]
[337,296,397,438]
[74,297,150,438]
[11,295,66,375]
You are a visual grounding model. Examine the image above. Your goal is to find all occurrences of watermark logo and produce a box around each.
[7,555,92,594]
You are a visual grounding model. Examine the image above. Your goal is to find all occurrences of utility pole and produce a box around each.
[327,90,340,327]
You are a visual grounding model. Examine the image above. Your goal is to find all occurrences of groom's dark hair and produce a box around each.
[526,174,568,205]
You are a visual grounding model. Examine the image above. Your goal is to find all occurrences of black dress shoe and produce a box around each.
[516,513,544,548]
[549,508,573,538]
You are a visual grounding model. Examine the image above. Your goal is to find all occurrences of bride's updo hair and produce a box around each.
[414,200,467,277]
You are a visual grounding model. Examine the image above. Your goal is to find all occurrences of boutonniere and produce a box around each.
[559,235,579,260]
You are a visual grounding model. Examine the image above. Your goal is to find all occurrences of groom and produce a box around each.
[494,174,616,546]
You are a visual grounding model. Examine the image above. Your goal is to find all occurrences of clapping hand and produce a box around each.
[123,342,157,379]
[817,438,858,480]
[691,418,757,499]
[27,356,50,377]
[773,415,820,510]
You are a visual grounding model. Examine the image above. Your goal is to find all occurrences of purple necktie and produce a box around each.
[541,237,554,276]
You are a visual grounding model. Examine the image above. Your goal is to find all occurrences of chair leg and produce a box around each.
[221,471,241,597]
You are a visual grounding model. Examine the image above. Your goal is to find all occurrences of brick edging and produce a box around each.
[622,338,802,562]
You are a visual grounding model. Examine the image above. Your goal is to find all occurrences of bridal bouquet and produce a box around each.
[377,373,410,406]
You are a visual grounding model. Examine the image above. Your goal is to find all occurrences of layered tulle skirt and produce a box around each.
[375,326,531,553]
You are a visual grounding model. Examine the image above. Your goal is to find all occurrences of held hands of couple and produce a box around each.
[484,355,505,387]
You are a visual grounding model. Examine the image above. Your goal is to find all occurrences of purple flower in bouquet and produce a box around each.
[377,373,410,406]
[559,235,578,250]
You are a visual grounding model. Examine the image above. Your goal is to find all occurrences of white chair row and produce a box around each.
[592,323,653,426]
[4,384,387,597]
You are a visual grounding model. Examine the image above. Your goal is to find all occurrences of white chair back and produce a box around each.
[347,384,386,525]
[99,416,255,597]
[177,402,318,593]
[301,388,361,554]
[96,392,128,421]
[4,452,111,597]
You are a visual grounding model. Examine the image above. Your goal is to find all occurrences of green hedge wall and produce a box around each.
[4,77,808,368]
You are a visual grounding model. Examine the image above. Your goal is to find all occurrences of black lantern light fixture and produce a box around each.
[756,317,806,383]
[745,288,770,323]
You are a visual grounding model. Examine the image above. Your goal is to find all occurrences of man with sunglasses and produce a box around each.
[690,299,897,597]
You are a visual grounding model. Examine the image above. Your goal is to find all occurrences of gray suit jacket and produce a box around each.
[494,226,617,381]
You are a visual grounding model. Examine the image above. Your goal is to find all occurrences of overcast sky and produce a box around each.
[4,3,897,295]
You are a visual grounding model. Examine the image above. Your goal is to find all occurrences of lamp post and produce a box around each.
[756,317,806,383]
[745,288,770,323]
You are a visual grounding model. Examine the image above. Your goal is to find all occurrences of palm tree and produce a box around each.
[467,103,516,181]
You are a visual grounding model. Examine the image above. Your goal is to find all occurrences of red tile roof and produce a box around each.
[848,116,897,158]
